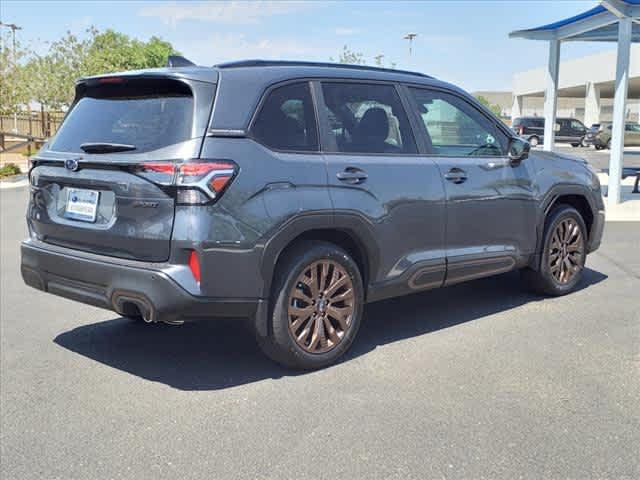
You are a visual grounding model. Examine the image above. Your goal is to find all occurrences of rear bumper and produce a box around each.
[21,239,262,323]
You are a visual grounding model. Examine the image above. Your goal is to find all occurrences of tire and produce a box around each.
[257,241,364,369]
[528,136,540,147]
[595,145,603,151]
[521,205,588,296]
[607,139,612,150]
[571,142,580,147]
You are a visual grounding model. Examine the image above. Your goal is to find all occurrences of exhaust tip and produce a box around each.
[112,291,155,323]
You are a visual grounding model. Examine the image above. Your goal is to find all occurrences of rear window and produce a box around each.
[51,79,194,154]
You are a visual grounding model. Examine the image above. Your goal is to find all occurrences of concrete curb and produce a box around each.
[597,173,640,222]
[0,175,29,190]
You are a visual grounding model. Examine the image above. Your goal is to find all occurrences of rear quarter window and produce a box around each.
[250,82,318,152]
[51,79,194,154]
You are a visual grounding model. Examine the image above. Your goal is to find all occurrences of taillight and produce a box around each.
[519,126,524,135]
[136,159,237,205]
[188,250,201,283]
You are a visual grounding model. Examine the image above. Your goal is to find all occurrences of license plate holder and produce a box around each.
[64,188,99,223]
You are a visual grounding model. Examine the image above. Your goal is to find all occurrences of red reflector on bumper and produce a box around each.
[188,250,201,283]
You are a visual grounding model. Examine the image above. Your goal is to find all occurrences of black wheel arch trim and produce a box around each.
[258,210,380,299]
[531,183,599,270]
[254,210,380,338]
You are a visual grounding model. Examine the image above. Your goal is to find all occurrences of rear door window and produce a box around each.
[51,79,194,154]
[319,82,417,154]
[251,82,318,152]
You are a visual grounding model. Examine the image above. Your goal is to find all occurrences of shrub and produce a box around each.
[0,163,21,177]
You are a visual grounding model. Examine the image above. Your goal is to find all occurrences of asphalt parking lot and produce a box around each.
[1,186,639,479]
[551,144,640,171]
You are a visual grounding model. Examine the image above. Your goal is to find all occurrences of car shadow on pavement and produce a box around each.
[54,268,607,391]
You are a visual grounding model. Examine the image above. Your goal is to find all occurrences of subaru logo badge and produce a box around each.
[65,158,80,172]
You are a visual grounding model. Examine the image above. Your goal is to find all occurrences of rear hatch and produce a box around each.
[28,74,216,262]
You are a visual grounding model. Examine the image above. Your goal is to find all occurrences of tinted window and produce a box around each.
[52,80,194,154]
[570,120,585,131]
[320,82,417,154]
[409,88,507,157]
[530,118,544,128]
[251,82,318,152]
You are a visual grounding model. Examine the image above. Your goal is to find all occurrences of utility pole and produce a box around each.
[404,33,417,57]
[0,21,21,58]
[0,21,22,133]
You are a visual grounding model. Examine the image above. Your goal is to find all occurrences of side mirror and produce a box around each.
[508,137,530,165]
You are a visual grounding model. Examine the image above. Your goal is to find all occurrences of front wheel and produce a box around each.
[257,241,364,369]
[528,136,540,147]
[521,205,587,296]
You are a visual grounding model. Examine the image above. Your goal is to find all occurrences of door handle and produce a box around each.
[444,168,468,184]
[337,167,368,184]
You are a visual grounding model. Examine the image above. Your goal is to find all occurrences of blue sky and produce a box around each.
[1,0,617,92]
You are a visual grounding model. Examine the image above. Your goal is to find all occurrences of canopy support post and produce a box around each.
[543,39,560,151]
[609,16,632,206]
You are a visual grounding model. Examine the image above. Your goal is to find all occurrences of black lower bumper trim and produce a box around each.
[21,241,262,323]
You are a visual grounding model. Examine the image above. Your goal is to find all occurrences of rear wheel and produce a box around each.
[528,136,540,147]
[257,241,364,369]
[607,139,612,149]
[571,142,580,147]
[521,205,587,296]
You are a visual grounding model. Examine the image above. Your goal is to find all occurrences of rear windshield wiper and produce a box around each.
[80,142,137,154]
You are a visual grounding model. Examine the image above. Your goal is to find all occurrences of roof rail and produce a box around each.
[214,59,432,79]
[167,55,196,68]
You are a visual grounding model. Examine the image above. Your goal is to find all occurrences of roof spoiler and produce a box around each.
[167,55,196,68]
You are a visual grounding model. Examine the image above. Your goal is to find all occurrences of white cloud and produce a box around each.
[335,27,359,36]
[180,33,331,65]
[138,1,313,26]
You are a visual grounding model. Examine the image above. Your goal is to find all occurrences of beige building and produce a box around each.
[511,45,640,124]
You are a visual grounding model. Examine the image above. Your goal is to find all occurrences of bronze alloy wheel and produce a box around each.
[549,217,584,284]
[287,260,355,354]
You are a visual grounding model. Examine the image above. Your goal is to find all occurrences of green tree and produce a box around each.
[475,95,503,118]
[20,27,179,110]
[84,29,177,76]
[0,33,30,113]
[332,45,366,65]
[25,30,92,109]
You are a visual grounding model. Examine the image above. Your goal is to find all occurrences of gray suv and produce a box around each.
[21,59,605,369]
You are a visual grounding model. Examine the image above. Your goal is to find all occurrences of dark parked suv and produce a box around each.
[512,116,587,147]
[22,59,605,369]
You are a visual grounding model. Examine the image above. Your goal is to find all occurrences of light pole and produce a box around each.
[404,33,417,57]
[0,21,22,133]
[0,22,22,55]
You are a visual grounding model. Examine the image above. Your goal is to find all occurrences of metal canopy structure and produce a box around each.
[510,0,640,206]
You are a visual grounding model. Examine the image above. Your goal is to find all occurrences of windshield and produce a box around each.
[51,80,194,154]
